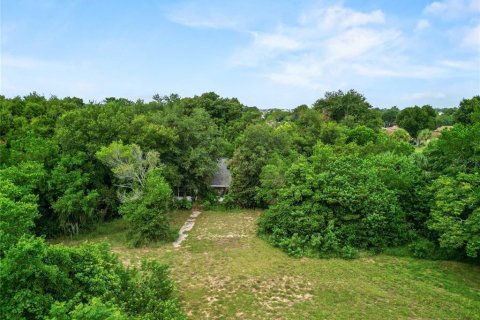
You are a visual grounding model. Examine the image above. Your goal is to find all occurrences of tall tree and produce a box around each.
[454,96,480,125]
[313,90,382,129]
[396,105,436,145]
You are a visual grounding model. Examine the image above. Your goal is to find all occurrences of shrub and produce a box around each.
[119,170,176,247]
[408,238,438,259]
[172,198,192,210]
[427,173,480,258]
[258,150,410,257]
[0,236,186,319]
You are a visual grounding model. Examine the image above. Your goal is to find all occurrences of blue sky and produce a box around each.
[1,0,479,109]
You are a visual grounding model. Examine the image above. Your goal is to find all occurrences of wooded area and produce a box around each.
[1,91,479,319]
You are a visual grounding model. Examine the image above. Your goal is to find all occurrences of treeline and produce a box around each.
[0,92,260,238]
[0,92,259,319]
[229,91,479,261]
[0,90,478,318]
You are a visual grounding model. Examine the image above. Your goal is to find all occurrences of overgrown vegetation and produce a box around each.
[0,90,479,318]
[55,210,480,319]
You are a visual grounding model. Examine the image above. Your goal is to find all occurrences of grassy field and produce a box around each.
[58,210,480,320]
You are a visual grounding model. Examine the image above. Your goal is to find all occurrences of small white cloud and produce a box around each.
[299,6,385,30]
[424,0,480,19]
[415,19,431,31]
[167,10,239,29]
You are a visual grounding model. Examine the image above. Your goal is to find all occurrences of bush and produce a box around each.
[340,245,359,259]
[0,236,186,319]
[221,192,238,210]
[258,150,411,257]
[427,173,480,258]
[172,198,192,210]
[408,238,438,259]
[119,170,176,247]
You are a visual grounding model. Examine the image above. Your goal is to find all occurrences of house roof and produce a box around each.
[211,158,232,188]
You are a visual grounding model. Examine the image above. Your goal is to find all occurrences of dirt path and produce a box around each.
[173,208,201,248]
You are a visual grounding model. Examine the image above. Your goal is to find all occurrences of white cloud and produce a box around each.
[231,5,398,66]
[167,10,239,29]
[230,4,455,90]
[299,6,385,30]
[415,19,431,31]
[424,0,480,19]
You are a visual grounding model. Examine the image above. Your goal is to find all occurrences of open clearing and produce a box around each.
[59,210,480,319]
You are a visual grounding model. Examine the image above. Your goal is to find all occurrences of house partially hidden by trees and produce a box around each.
[210,158,232,195]
[175,158,232,200]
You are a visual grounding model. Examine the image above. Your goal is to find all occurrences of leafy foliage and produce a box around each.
[396,105,436,140]
[454,96,480,125]
[427,173,480,258]
[119,170,176,246]
[0,236,185,319]
[258,146,411,257]
[0,181,39,256]
[313,89,382,129]
[49,152,99,235]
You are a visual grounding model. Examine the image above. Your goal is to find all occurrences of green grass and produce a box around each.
[57,210,480,319]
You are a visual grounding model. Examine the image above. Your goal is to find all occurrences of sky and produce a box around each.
[1,0,479,109]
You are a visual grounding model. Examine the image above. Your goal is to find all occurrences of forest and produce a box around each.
[1,90,479,319]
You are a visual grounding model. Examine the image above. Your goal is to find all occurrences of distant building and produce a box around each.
[210,158,231,195]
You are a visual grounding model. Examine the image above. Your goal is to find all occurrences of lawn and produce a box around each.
[58,210,480,319]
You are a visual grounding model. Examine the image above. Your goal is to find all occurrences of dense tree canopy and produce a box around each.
[455,96,480,125]
[396,105,436,143]
[258,146,411,257]
[313,90,382,129]
[0,90,479,319]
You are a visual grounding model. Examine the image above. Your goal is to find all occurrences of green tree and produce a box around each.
[424,123,480,175]
[390,128,412,143]
[96,141,160,201]
[154,106,226,196]
[454,96,480,125]
[49,153,99,235]
[418,129,433,146]
[0,181,39,256]
[47,298,128,320]
[0,236,185,319]
[381,106,399,127]
[258,146,410,257]
[119,169,175,246]
[396,105,436,145]
[346,125,377,146]
[230,123,294,207]
[313,90,382,129]
[428,173,480,258]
